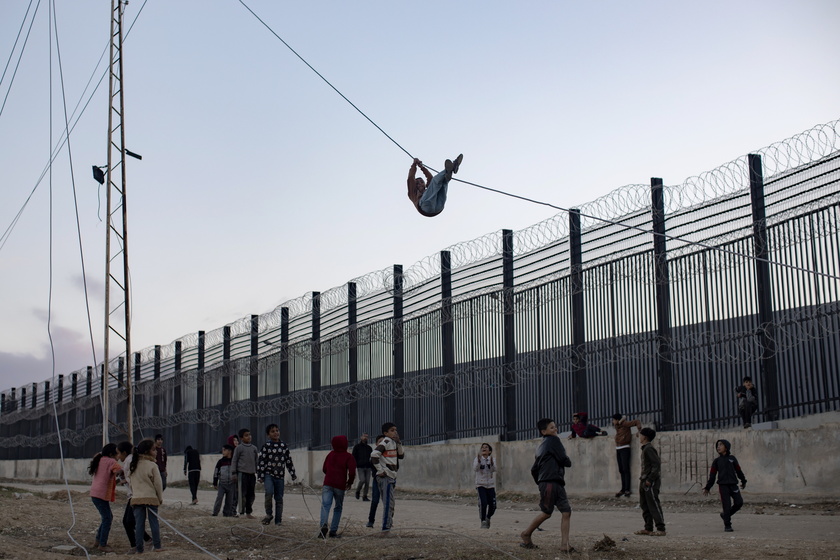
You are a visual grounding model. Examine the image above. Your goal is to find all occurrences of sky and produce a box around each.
[1,0,839,394]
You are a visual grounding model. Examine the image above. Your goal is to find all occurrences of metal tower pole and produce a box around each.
[103,0,132,444]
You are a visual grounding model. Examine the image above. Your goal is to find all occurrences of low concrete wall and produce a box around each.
[2,413,838,497]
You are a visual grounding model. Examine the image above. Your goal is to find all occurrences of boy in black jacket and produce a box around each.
[519,418,575,553]
[636,427,666,536]
[703,439,747,532]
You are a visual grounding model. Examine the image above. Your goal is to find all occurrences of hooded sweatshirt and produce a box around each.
[704,439,748,490]
[322,435,357,490]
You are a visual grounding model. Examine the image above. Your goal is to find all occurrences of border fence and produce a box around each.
[1,120,839,460]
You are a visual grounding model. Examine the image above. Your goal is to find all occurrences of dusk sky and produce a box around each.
[1,0,839,393]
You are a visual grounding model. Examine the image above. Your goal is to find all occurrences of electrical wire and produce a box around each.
[0,0,42,120]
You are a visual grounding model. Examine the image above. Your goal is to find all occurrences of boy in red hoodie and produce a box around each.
[319,435,356,538]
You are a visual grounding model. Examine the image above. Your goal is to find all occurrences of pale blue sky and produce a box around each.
[1,0,839,392]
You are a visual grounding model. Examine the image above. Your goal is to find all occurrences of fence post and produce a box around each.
[223,326,232,439]
[441,250,456,439]
[250,315,259,431]
[280,308,290,438]
[569,211,588,416]
[502,230,516,441]
[154,345,161,417]
[749,153,780,421]
[311,292,321,448]
[348,283,359,443]
[651,178,675,429]
[197,330,205,411]
[57,375,64,402]
[132,354,141,439]
[392,265,405,434]
[174,341,182,415]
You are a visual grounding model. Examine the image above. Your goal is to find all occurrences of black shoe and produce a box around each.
[615,491,625,498]
[355,493,360,500]
[329,532,341,538]
[452,154,463,174]
[319,524,328,539]
[624,491,632,497]
[363,497,370,502]
[444,159,454,181]
[725,526,733,532]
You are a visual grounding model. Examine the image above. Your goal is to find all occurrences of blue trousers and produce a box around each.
[419,171,450,215]
[264,475,286,524]
[319,486,346,534]
[377,476,396,531]
[132,505,161,552]
[91,497,113,546]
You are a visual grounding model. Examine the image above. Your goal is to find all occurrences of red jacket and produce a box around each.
[322,435,356,490]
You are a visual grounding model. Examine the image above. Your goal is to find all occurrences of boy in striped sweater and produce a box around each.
[370,422,405,533]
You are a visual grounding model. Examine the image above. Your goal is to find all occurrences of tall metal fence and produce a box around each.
[1,121,839,460]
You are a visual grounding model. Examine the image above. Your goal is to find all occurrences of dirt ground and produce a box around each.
[0,480,838,560]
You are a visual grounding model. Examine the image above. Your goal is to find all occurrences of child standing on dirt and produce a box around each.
[119,441,151,551]
[635,427,666,537]
[365,434,385,528]
[89,443,124,553]
[520,418,575,553]
[213,444,237,517]
[129,439,164,553]
[703,439,748,532]
[473,443,496,529]
[370,422,405,533]
[232,428,259,518]
[257,423,297,525]
[319,435,356,539]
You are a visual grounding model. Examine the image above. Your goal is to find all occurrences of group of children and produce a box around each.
[87,438,165,554]
[90,396,753,553]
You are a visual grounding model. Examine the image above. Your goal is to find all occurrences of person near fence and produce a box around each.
[153,434,168,492]
[635,427,666,537]
[407,155,463,217]
[520,418,575,552]
[129,438,164,553]
[365,434,385,528]
[702,439,748,532]
[88,442,124,553]
[319,435,356,539]
[118,441,151,551]
[735,377,759,428]
[232,428,259,518]
[226,434,240,512]
[257,423,297,526]
[183,445,202,505]
[212,444,238,517]
[352,433,373,501]
[370,422,405,533]
[612,413,643,498]
[473,442,497,529]
[568,412,608,438]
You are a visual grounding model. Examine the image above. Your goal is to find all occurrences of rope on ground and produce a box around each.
[151,508,224,560]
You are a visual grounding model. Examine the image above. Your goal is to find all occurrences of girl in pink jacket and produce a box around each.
[89,443,124,553]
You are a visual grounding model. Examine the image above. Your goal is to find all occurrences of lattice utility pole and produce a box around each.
[102,0,135,444]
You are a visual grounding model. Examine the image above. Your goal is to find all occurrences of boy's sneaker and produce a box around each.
[650,531,667,536]
[329,532,341,538]
[452,154,464,174]
[624,491,632,498]
[444,159,454,181]
[725,526,734,532]
[365,522,374,528]
[319,524,329,539]
[480,519,490,529]
[261,515,272,525]
[615,491,625,498]
[634,529,651,535]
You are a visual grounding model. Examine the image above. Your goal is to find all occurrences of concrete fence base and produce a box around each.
[2,412,838,498]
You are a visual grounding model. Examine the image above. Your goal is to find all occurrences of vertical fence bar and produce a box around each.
[311,292,321,448]
[280,308,290,436]
[250,315,259,430]
[441,250,455,439]
[502,230,516,440]
[154,345,161,417]
[348,283,359,442]
[223,326,232,438]
[652,178,674,428]
[393,265,405,432]
[174,341,182,415]
[749,153,780,421]
[132,354,141,437]
[197,330,205,412]
[569,211,587,415]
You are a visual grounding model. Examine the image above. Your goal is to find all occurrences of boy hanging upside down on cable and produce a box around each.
[407,154,463,217]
